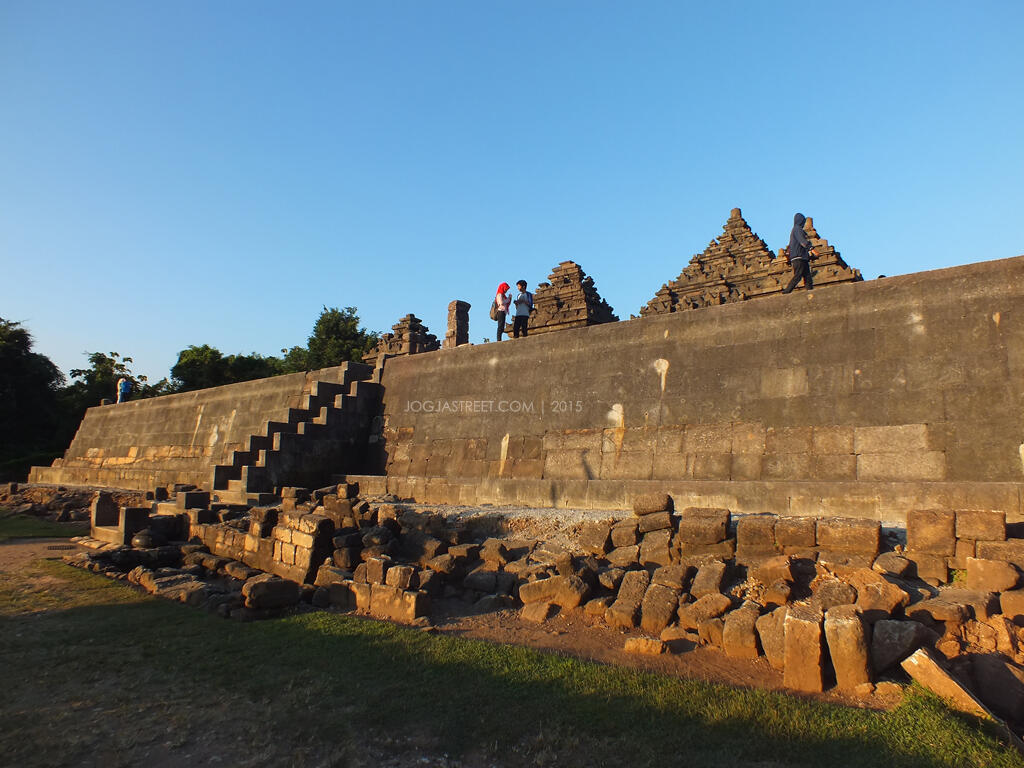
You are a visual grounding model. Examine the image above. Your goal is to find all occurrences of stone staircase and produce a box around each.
[211,363,381,505]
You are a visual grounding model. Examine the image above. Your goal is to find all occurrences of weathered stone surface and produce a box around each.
[810,578,857,611]
[676,507,730,544]
[784,604,825,692]
[598,567,625,591]
[633,492,672,516]
[723,601,762,659]
[584,596,614,616]
[901,648,991,719]
[638,511,673,534]
[640,583,680,636]
[579,522,611,555]
[463,569,498,594]
[528,260,618,335]
[652,564,690,590]
[855,577,911,623]
[607,545,640,568]
[479,538,510,566]
[873,552,912,578]
[369,584,429,622]
[735,516,778,560]
[775,517,816,548]
[314,565,353,588]
[521,601,557,623]
[624,637,666,655]
[970,654,1024,721]
[386,564,417,590]
[976,540,1024,568]
[871,619,924,672]
[906,553,948,584]
[363,314,439,365]
[610,520,639,548]
[816,518,880,557]
[966,557,1021,593]
[756,606,787,670]
[639,529,673,568]
[698,617,725,647]
[824,605,872,690]
[908,597,970,629]
[956,510,1005,542]
[1000,589,1024,624]
[365,557,391,585]
[764,580,792,607]
[678,592,732,630]
[690,560,727,599]
[907,509,956,556]
[328,580,354,609]
[518,575,590,609]
[605,570,651,629]
[242,573,301,610]
[678,540,736,560]
[750,555,793,585]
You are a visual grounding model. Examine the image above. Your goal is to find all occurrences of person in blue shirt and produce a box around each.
[512,280,533,338]
[116,377,132,403]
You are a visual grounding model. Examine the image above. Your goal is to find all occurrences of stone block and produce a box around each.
[690,560,727,599]
[775,517,816,548]
[365,557,391,585]
[633,492,672,515]
[327,580,354,609]
[676,507,730,545]
[966,557,1021,593]
[763,580,792,607]
[723,601,762,659]
[871,619,925,672]
[610,520,639,548]
[783,604,825,692]
[639,529,672,568]
[518,575,589,609]
[816,518,880,557]
[999,589,1024,624]
[652,564,690,591]
[579,522,611,555]
[678,540,736,560]
[956,510,1006,542]
[598,567,625,591]
[678,592,732,631]
[314,565,352,588]
[638,511,673,534]
[901,648,990,719]
[521,601,556,623]
[607,545,640,568]
[854,576,911,623]
[386,564,417,590]
[351,581,372,610]
[905,553,949,584]
[241,573,301,610]
[750,555,793,586]
[976,540,1024,568]
[736,515,777,550]
[605,570,650,629]
[640,583,679,636]
[907,509,956,556]
[756,607,787,670]
[810,578,857,612]
[872,552,912,578]
[856,451,945,481]
[824,605,872,690]
[970,654,1024,722]
[624,637,666,655]
[698,617,725,647]
[948,539,975,570]
[908,597,970,629]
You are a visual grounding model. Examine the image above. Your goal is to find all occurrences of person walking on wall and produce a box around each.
[116,377,132,404]
[512,279,533,338]
[782,212,818,294]
[494,282,511,341]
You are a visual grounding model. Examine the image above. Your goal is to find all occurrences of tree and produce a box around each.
[294,306,378,371]
[0,318,64,465]
[170,345,284,392]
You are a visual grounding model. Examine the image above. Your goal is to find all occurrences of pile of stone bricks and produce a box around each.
[61,483,1024,724]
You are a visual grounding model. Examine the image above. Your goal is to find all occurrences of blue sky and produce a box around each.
[2,1,1022,383]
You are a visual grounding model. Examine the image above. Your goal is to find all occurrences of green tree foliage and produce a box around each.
[0,318,64,463]
[170,345,283,393]
[300,306,379,371]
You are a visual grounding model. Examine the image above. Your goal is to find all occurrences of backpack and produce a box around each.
[489,299,499,321]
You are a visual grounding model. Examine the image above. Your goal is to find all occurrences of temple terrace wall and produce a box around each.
[375,254,1024,522]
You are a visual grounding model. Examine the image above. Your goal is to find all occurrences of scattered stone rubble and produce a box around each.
[42,481,1024,732]
[0,482,144,524]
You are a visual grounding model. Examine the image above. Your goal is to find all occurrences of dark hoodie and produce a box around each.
[788,213,812,262]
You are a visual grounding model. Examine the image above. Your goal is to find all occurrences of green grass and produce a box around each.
[1,559,1022,768]
[0,512,88,541]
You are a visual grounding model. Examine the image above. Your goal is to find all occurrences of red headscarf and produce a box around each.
[497,282,510,295]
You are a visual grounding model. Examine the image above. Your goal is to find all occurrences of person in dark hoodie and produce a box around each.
[782,212,819,294]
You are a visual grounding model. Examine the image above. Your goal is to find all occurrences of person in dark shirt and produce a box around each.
[782,212,818,294]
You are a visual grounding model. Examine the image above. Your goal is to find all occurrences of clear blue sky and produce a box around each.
[2,1,1022,384]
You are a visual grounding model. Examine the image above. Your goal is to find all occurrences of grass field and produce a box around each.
[0,512,89,541]
[1,557,1022,768]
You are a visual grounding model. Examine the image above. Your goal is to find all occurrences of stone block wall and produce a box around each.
[375,254,1024,521]
[29,364,363,492]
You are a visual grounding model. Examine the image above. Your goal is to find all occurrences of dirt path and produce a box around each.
[0,538,81,572]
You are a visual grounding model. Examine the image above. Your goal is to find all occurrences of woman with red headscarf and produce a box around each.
[495,282,511,341]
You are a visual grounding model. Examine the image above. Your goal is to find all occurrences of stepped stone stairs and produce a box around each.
[212,365,382,505]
